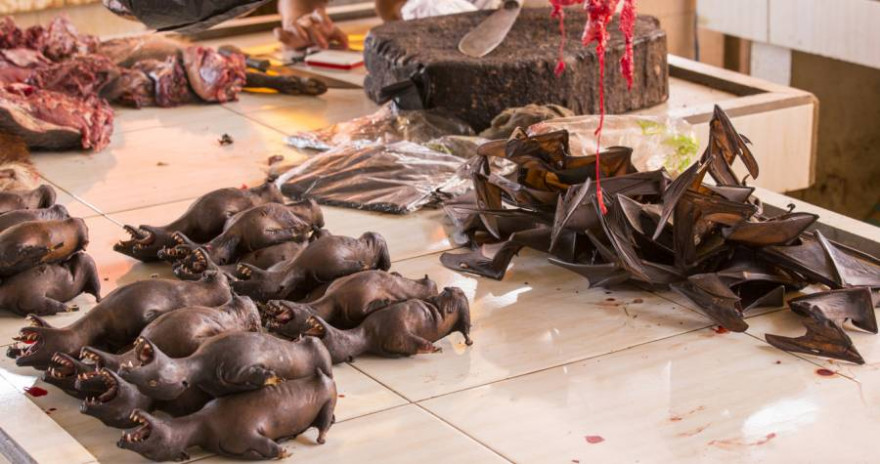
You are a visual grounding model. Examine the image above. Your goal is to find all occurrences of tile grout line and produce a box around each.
[413,403,516,464]
[345,361,414,403]
[343,360,516,463]
[409,324,715,405]
[228,109,295,138]
[36,175,105,219]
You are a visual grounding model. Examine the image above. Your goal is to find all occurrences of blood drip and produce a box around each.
[549,0,637,215]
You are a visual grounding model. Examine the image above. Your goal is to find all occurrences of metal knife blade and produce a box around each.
[458,0,523,58]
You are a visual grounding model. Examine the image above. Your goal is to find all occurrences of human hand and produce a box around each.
[274,7,349,51]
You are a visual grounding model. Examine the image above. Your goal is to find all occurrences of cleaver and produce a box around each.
[458,0,524,58]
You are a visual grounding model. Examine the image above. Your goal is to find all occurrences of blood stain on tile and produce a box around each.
[816,368,835,377]
[709,432,777,449]
[24,386,48,397]
[677,424,711,437]
[713,326,729,334]
[585,435,605,444]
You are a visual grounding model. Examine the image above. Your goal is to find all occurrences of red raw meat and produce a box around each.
[30,54,120,98]
[182,46,246,103]
[0,17,24,49]
[133,56,196,107]
[0,17,97,62]
[101,67,156,108]
[0,83,114,151]
[0,48,50,84]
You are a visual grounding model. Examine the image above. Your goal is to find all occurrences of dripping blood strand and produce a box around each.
[550,0,637,215]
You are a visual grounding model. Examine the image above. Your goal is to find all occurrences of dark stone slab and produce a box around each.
[364,7,669,131]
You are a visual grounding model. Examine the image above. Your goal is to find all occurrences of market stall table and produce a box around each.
[2,27,875,464]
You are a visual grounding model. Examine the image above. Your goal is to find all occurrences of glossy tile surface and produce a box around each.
[421,328,876,464]
[193,405,508,464]
[32,111,297,215]
[239,89,379,130]
[358,250,713,401]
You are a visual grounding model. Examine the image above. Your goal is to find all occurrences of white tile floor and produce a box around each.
[0,87,878,463]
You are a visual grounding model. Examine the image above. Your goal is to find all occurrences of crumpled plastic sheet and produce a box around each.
[105,0,272,33]
[285,103,475,151]
[276,141,474,214]
[401,0,501,20]
[530,115,699,176]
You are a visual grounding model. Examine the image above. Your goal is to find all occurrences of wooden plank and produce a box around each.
[770,0,880,71]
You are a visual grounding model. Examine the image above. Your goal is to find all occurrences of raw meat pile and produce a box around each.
[6,181,473,461]
[0,16,247,152]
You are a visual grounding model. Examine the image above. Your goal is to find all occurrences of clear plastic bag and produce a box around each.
[276,141,472,214]
[529,115,699,176]
[285,103,475,151]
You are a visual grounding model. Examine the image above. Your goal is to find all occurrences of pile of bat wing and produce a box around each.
[5,181,472,461]
[441,105,880,365]
[0,184,99,319]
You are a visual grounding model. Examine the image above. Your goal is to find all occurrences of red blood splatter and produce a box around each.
[606,297,615,302]
[549,0,637,215]
[816,368,835,377]
[709,433,777,449]
[618,0,636,88]
[713,326,729,334]
[240,184,248,190]
[585,435,605,444]
[24,386,48,397]
[338,394,346,398]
